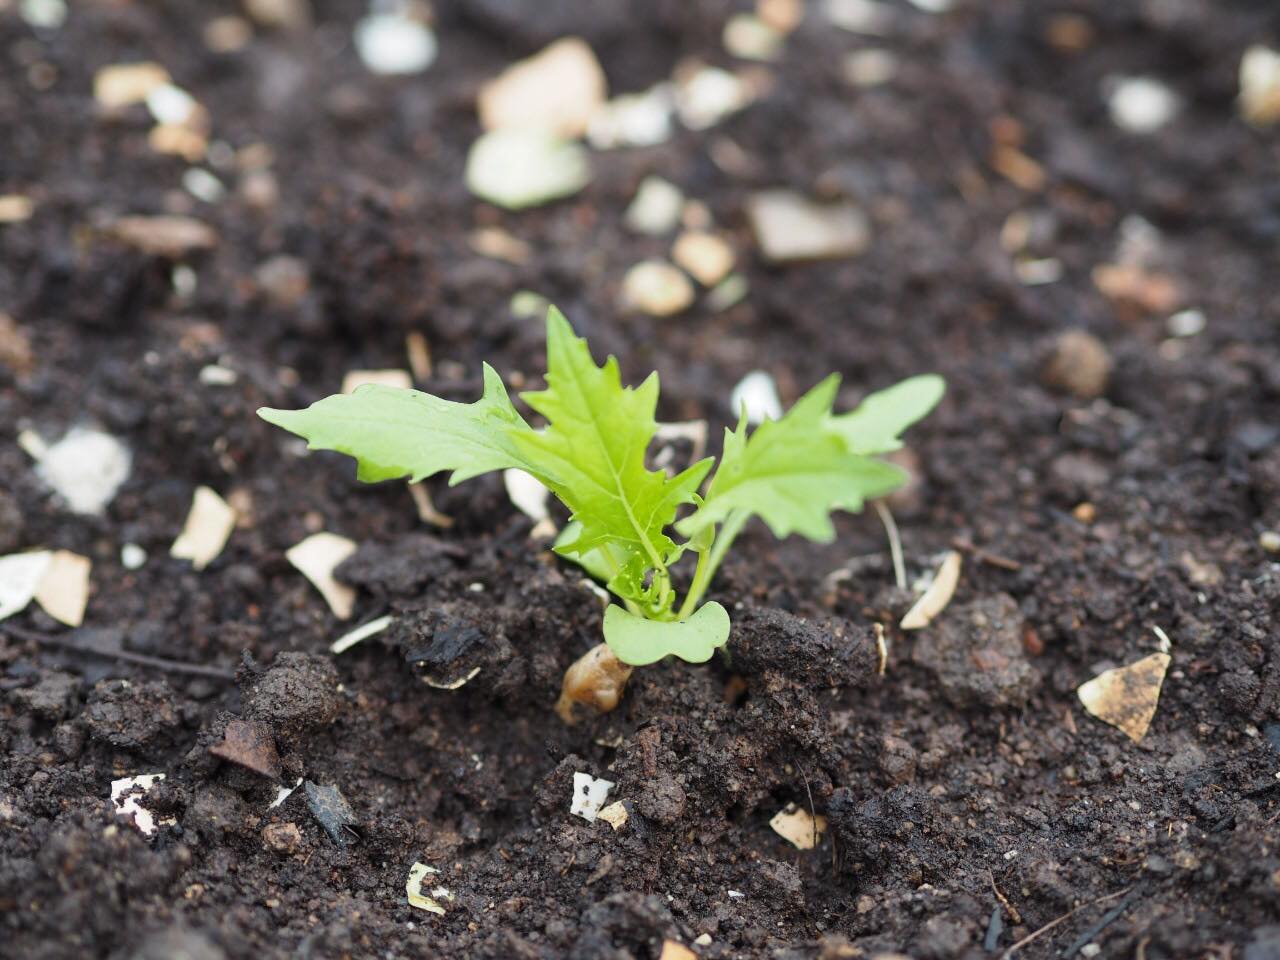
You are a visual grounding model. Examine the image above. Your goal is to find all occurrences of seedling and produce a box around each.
[258,308,943,720]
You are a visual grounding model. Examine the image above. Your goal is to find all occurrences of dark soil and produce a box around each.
[3,1,1280,958]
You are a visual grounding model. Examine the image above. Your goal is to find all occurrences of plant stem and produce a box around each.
[676,508,749,619]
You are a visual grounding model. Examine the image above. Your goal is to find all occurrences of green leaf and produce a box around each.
[517,307,713,573]
[677,375,907,543]
[603,601,731,666]
[826,374,944,455]
[257,363,540,485]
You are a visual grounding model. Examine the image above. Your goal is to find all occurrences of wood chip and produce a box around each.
[170,486,236,571]
[900,550,961,630]
[769,803,827,850]
[34,550,90,627]
[286,532,358,619]
[478,37,607,138]
[94,62,171,108]
[341,369,412,394]
[1077,652,1170,743]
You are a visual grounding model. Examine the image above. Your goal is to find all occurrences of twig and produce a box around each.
[3,626,235,680]
[874,500,907,591]
[952,538,1022,571]
[1000,887,1132,959]
[988,868,1023,924]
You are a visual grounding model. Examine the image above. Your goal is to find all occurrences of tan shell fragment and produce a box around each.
[35,550,91,627]
[899,550,961,630]
[286,532,358,620]
[1077,652,1171,743]
[769,803,827,850]
[170,486,236,571]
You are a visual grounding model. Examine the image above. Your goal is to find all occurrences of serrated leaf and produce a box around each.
[826,374,944,455]
[677,375,907,543]
[603,601,731,666]
[257,364,540,485]
[517,308,712,571]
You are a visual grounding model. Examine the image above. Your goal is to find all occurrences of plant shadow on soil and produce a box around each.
[2,1,1280,958]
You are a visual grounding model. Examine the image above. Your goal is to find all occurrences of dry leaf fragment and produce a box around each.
[769,803,827,850]
[1077,652,1170,742]
[900,550,961,629]
[286,532,358,619]
[170,486,236,570]
[34,550,91,627]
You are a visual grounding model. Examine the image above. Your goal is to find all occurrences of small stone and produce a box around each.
[171,486,236,571]
[621,260,695,317]
[94,62,171,109]
[20,0,67,29]
[286,532,358,619]
[672,230,735,286]
[1107,76,1180,133]
[1042,330,1112,400]
[478,37,606,138]
[675,65,753,130]
[770,803,827,850]
[748,190,870,262]
[209,719,282,779]
[254,255,309,308]
[1077,653,1171,743]
[182,168,225,204]
[625,177,684,236]
[824,0,893,35]
[262,821,303,854]
[1240,46,1280,128]
[1166,308,1205,338]
[303,781,358,845]
[465,129,591,210]
[109,215,217,258]
[353,12,436,75]
[121,543,148,570]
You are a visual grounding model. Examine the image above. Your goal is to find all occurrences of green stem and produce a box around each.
[676,508,749,619]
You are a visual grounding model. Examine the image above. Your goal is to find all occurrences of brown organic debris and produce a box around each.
[556,643,634,724]
[210,719,283,779]
[1077,652,1171,743]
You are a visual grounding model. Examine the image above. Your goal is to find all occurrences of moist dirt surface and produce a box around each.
[3,2,1280,958]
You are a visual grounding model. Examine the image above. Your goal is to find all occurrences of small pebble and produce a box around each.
[353,12,437,76]
[723,14,783,61]
[1107,76,1179,134]
[1166,308,1205,338]
[465,129,590,210]
[621,260,694,317]
[675,65,752,130]
[21,0,67,28]
[478,37,606,138]
[1042,329,1112,400]
[1260,531,1280,554]
[748,190,870,262]
[672,230,735,286]
[121,543,148,570]
[844,49,898,88]
[1240,46,1280,128]
[587,86,674,149]
[625,177,684,235]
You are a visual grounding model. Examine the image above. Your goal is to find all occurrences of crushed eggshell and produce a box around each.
[748,190,870,262]
[170,486,236,571]
[0,194,35,224]
[597,800,629,831]
[353,12,437,76]
[286,532,358,619]
[675,64,754,130]
[729,371,782,424]
[1240,45,1280,128]
[587,85,674,149]
[570,772,616,823]
[723,14,784,61]
[406,862,454,915]
[27,426,131,516]
[0,551,54,622]
[94,62,171,108]
[621,260,695,317]
[673,230,735,286]
[34,550,91,627]
[465,128,591,211]
[503,469,556,539]
[121,543,148,570]
[900,550,961,630]
[659,941,700,960]
[478,37,606,139]
[111,774,172,836]
[1077,652,1171,743]
[770,803,827,850]
[625,176,685,236]
[268,777,304,811]
[1106,76,1180,134]
[331,614,395,655]
[341,369,413,394]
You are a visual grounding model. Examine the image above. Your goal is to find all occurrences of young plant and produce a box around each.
[258,308,943,721]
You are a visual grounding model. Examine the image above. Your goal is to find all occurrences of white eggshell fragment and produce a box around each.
[570,772,616,823]
[286,532,358,620]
